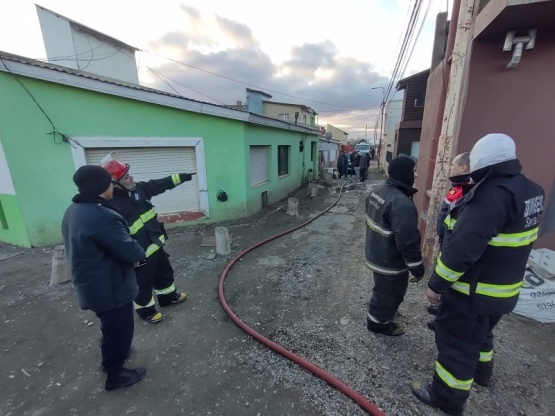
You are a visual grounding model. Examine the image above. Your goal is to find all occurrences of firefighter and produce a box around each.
[365,156,425,336]
[101,153,194,323]
[412,134,544,416]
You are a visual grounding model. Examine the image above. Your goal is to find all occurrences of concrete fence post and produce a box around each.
[50,245,70,286]
[215,227,231,255]
[286,198,299,216]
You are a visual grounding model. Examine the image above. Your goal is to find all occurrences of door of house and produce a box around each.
[410,141,420,159]
[250,146,270,186]
[86,147,200,214]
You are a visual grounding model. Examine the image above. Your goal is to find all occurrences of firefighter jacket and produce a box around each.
[428,159,544,315]
[62,194,145,313]
[111,174,187,258]
[436,174,472,245]
[365,178,424,277]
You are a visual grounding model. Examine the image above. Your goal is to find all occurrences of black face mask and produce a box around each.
[388,156,416,187]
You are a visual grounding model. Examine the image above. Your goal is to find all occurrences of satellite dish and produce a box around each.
[325,132,332,142]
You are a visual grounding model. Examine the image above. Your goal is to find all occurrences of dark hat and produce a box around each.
[388,156,416,187]
[73,165,113,196]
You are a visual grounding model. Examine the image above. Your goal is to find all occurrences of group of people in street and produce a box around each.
[61,131,544,414]
[364,133,544,415]
[336,149,374,182]
[62,154,194,391]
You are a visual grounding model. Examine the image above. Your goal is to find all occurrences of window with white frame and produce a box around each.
[278,113,289,121]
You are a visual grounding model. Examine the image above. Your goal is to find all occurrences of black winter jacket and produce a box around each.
[429,160,544,315]
[365,178,424,276]
[111,175,184,257]
[62,195,145,313]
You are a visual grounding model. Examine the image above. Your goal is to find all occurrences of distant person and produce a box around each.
[337,152,348,179]
[412,134,544,416]
[370,147,376,160]
[359,152,369,182]
[365,156,424,336]
[354,152,361,181]
[349,152,357,177]
[62,165,147,391]
[101,153,192,323]
[427,152,472,330]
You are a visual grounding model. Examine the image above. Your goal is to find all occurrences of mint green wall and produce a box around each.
[0,71,317,247]
[244,125,318,216]
[0,195,30,246]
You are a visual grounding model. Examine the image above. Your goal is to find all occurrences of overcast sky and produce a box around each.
[0,0,451,140]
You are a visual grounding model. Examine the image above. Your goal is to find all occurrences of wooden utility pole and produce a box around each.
[422,0,479,267]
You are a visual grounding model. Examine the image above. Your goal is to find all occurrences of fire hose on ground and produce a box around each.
[218,182,385,416]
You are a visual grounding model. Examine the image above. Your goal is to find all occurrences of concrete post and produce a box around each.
[422,0,479,268]
[50,245,70,286]
[215,227,231,255]
[286,198,299,216]
[307,183,319,198]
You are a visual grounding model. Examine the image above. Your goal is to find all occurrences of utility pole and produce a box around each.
[422,0,479,267]
[371,86,385,169]
[365,124,367,141]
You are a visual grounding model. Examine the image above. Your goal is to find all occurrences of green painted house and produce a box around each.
[0,52,320,247]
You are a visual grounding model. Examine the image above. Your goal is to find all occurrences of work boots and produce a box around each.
[411,381,464,416]
[105,367,146,391]
[367,319,404,336]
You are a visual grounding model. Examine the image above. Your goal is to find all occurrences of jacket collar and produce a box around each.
[386,178,418,197]
[71,193,122,214]
[466,159,521,202]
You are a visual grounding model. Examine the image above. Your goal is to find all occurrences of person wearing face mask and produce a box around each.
[412,133,544,416]
[427,152,473,329]
[101,153,194,324]
[364,155,425,336]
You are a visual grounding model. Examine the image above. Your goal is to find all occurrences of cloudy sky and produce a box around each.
[0,0,451,140]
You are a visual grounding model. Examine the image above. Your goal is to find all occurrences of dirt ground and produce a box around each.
[1,162,555,416]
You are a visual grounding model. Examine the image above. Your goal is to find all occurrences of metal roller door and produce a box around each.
[250,146,269,186]
[86,147,200,214]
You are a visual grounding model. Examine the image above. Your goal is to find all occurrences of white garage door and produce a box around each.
[86,147,200,215]
[250,146,269,186]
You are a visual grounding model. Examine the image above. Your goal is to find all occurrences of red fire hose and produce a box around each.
[218,183,385,416]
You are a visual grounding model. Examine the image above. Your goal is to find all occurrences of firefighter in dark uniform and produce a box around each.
[365,156,425,336]
[412,134,544,416]
[101,153,194,323]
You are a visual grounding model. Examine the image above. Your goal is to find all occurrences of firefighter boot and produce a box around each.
[474,359,494,387]
[158,291,187,307]
[367,319,404,336]
[135,303,163,323]
[411,381,463,416]
[105,367,147,391]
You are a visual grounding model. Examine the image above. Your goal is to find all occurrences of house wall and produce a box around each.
[0,72,316,247]
[244,126,317,216]
[401,79,427,121]
[262,103,314,126]
[382,100,403,171]
[457,33,555,249]
[326,124,348,144]
[396,128,422,158]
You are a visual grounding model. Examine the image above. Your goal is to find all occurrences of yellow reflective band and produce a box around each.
[488,227,539,247]
[171,174,181,186]
[155,283,176,296]
[145,235,166,257]
[443,215,457,231]
[366,215,394,237]
[452,281,470,295]
[129,209,157,236]
[480,349,493,363]
[475,281,522,298]
[435,257,464,282]
[435,361,473,391]
[134,297,155,310]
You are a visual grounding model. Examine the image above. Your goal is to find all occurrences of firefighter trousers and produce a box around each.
[431,301,502,414]
[134,248,176,317]
[368,271,409,323]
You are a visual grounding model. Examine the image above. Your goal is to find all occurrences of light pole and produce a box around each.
[371,87,385,169]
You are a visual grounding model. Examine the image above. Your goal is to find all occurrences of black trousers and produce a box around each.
[134,249,176,313]
[95,302,134,376]
[368,272,409,323]
[431,301,501,413]
[359,167,368,182]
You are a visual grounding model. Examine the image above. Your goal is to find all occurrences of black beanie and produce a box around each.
[388,156,416,187]
[73,165,113,196]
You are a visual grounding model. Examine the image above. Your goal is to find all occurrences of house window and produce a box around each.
[278,145,289,176]
[303,115,307,124]
[278,113,289,121]
[414,86,425,107]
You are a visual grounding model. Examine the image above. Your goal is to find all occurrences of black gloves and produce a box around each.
[408,263,425,283]
[179,173,194,182]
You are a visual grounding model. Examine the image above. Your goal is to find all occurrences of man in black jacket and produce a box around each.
[102,154,192,323]
[62,165,147,391]
[412,134,544,416]
[365,156,425,336]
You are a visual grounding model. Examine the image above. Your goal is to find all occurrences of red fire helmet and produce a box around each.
[100,152,129,181]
